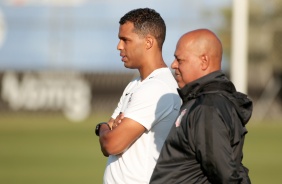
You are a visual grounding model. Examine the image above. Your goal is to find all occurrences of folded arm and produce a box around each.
[99,116,146,157]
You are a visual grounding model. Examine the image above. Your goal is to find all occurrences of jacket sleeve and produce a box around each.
[192,104,243,184]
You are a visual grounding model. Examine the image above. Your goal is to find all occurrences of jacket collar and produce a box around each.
[177,70,235,102]
[177,70,253,125]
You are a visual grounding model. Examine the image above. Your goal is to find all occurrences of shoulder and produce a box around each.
[196,92,232,108]
[190,93,235,127]
[139,78,178,98]
[191,93,234,119]
[145,72,177,91]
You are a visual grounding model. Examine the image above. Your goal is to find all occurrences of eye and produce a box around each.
[177,59,182,64]
[174,55,183,64]
[119,37,129,43]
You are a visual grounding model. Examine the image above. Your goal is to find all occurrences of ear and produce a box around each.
[201,54,209,70]
[145,36,154,50]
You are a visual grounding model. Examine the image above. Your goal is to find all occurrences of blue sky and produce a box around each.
[0,0,231,72]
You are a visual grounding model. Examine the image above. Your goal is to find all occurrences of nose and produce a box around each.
[171,59,178,69]
[117,40,123,50]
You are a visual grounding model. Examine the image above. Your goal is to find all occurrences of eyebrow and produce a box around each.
[174,54,181,59]
[118,35,130,40]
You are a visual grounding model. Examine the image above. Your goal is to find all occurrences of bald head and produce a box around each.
[178,29,222,71]
[171,29,223,87]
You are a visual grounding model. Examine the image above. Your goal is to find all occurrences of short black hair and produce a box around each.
[119,8,166,50]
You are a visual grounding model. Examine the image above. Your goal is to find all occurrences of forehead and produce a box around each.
[174,39,187,57]
[118,22,135,36]
[175,36,197,57]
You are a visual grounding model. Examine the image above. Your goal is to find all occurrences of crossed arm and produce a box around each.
[98,113,146,157]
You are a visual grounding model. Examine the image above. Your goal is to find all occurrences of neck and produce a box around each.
[139,49,167,80]
[139,63,167,81]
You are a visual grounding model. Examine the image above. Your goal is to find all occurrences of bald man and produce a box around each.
[150,29,252,184]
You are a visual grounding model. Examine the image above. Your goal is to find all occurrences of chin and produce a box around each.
[178,82,185,89]
[124,64,131,69]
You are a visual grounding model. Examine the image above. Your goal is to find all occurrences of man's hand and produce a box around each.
[99,113,145,156]
[112,113,124,129]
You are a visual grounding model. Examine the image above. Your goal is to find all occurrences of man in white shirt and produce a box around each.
[95,8,181,184]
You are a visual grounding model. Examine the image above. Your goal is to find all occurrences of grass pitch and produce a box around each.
[0,113,281,184]
[0,112,109,184]
[243,121,282,184]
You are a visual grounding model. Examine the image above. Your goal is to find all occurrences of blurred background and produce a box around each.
[0,0,281,183]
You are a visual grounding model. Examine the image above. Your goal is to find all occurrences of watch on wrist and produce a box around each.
[95,122,111,136]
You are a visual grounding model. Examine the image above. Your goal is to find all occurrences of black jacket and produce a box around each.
[150,71,252,184]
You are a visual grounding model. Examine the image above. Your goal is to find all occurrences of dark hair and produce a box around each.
[119,8,166,50]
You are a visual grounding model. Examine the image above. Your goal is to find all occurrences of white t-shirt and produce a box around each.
[103,68,181,184]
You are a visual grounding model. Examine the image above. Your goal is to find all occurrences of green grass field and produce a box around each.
[0,113,281,184]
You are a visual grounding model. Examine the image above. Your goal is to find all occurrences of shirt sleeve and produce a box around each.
[111,94,123,119]
[192,105,242,184]
[111,79,137,119]
[124,80,177,131]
